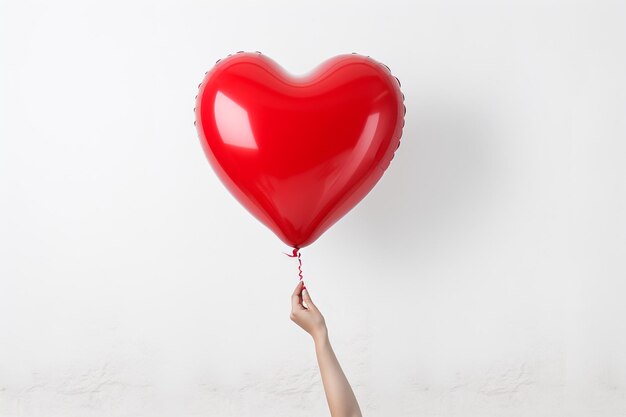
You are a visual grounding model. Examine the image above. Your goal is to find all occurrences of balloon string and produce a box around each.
[284,248,306,289]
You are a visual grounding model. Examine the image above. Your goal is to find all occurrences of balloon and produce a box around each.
[195,52,405,248]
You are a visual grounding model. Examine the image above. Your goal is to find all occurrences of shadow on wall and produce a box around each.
[350,93,502,264]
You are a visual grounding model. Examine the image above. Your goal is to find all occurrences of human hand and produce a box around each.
[290,281,327,341]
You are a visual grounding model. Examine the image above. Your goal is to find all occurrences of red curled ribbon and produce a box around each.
[284,248,306,289]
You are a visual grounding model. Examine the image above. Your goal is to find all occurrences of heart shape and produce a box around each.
[195,52,404,248]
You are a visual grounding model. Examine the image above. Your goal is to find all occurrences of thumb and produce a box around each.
[301,286,316,309]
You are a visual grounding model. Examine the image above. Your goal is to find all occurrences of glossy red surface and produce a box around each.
[195,52,404,248]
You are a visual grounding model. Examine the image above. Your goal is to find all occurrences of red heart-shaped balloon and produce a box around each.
[195,52,404,248]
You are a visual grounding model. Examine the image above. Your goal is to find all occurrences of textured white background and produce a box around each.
[1,1,626,416]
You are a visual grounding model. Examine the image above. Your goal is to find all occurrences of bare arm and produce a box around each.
[290,281,362,417]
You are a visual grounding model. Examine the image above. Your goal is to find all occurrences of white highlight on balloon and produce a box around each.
[350,111,380,170]
[214,91,258,150]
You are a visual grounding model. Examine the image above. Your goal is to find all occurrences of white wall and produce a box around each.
[1,1,625,416]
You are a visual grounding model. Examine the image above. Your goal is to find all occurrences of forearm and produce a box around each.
[314,332,362,417]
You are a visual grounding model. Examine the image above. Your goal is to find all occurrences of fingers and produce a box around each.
[291,280,304,297]
[301,286,316,310]
[291,281,305,311]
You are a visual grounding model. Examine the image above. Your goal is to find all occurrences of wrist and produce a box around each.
[312,327,329,345]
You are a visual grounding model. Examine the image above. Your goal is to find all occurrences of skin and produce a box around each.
[290,281,363,417]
